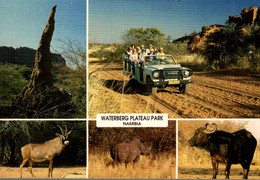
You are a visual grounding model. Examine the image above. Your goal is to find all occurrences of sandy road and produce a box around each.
[89,61,260,118]
[0,167,86,178]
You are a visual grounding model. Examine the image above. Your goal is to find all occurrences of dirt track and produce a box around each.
[89,60,260,118]
[0,167,86,178]
[89,61,260,118]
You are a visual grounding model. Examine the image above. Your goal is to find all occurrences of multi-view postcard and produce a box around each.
[0,0,260,179]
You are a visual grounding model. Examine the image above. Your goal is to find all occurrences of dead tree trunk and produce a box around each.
[12,5,74,118]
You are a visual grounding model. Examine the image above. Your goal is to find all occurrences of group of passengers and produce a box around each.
[125,44,165,63]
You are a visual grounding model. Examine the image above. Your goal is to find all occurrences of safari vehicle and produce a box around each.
[123,55,193,95]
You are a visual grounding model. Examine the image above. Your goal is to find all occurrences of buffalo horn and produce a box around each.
[203,123,217,134]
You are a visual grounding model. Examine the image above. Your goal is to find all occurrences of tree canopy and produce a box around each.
[122,27,167,48]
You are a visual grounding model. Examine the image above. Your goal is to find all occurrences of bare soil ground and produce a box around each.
[0,167,86,178]
[89,59,260,118]
[178,165,260,179]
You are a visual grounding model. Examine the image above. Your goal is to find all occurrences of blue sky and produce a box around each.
[89,0,260,44]
[0,0,86,53]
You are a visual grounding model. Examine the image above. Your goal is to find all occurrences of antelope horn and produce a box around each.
[57,125,65,136]
[64,125,68,136]
[203,123,217,134]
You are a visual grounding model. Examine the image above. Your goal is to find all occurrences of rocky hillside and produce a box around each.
[174,6,260,52]
[0,46,66,67]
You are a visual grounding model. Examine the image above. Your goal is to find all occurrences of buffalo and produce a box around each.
[188,123,257,179]
[110,138,152,168]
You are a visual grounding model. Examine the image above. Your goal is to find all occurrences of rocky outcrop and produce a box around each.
[229,6,260,26]
[173,32,197,43]
[12,5,74,118]
[228,15,242,25]
[188,25,223,52]
[175,6,260,52]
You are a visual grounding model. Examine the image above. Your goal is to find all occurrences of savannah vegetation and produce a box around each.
[0,121,86,167]
[88,121,176,179]
[90,24,260,71]
[0,39,86,118]
[178,120,260,179]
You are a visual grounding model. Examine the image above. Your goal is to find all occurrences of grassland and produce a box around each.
[88,151,176,179]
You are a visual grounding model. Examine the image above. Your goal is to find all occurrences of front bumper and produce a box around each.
[152,79,194,87]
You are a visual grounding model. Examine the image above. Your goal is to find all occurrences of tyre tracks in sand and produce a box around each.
[92,63,260,118]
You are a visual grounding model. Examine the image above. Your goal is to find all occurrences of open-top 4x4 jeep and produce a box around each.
[123,55,193,95]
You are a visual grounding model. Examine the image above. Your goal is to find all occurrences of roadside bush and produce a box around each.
[203,24,260,71]
[0,64,30,106]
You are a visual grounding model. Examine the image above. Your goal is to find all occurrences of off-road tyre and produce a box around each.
[146,76,157,95]
[179,84,190,94]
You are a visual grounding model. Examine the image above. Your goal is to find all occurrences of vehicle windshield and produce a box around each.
[144,55,176,66]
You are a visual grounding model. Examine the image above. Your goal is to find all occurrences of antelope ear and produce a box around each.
[56,133,61,137]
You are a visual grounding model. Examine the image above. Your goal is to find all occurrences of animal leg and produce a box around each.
[224,162,231,179]
[211,159,218,179]
[133,156,140,168]
[28,160,36,178]
[48,157,54,178]
[241,163,250,179]
[19,158,28,178]
[125,162,128,169]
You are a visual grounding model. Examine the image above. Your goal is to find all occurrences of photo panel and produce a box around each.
[0,120,86,179]
[178,119,260,179]
[88,120,176,179]
[0,0,86,119]
[88,0,260,120]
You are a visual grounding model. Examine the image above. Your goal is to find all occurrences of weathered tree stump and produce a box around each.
[12,5,74,118]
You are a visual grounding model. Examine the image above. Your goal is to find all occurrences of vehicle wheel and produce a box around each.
[146,76,157,95]
[179,84,190,94]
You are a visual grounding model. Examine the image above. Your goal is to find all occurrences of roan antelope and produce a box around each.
[19,125,71,178]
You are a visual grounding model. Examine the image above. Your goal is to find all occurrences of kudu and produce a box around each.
[19,125,71,178]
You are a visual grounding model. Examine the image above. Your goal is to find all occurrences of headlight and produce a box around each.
[153,71,159,78]
[184,70,190,76]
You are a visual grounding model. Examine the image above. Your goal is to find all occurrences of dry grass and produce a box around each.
[175,54,205,65]
[88,65,122,118]
[88,151,176,179]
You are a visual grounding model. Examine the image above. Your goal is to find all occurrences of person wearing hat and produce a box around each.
[157,47,165,55]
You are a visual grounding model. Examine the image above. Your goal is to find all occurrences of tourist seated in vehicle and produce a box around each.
[129,48,139,63]
[157,47,165,55]
[148,48,156,55]
[157,47,167,59]
[146,44,153,54]
[136,46,141,54]
[154,47,158,54]
[125,47,132,59]
[130,44,136,50]
[138,49,146,61]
